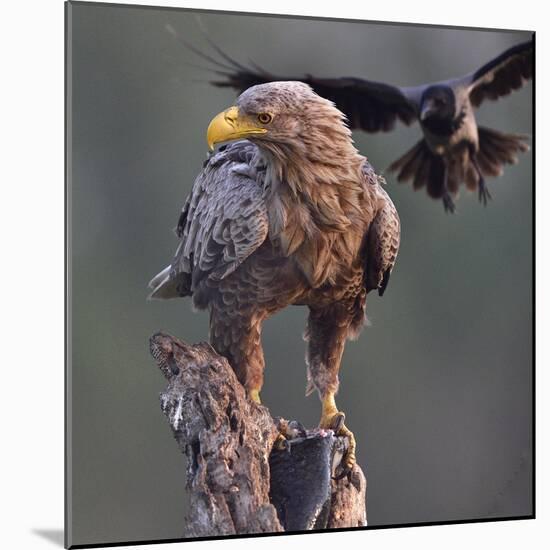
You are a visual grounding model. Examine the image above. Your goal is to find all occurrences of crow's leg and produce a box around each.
[305,305,356,474]
[471,154,492,206]
[441,164,456,214]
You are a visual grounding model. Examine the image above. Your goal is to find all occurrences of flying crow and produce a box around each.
[205,38,533,212]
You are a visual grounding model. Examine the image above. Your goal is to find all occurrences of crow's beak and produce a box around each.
[420,99,438,122]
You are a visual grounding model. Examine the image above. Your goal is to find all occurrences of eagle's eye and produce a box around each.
[257,113,273,125]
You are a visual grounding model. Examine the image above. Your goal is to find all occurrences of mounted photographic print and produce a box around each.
[65,1,534,547]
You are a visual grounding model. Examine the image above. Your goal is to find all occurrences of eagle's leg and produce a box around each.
[209,306,266,400]
[319,393,357,472]
[209,306,287,450]
[249,389,262,404]
[305,305,357,472]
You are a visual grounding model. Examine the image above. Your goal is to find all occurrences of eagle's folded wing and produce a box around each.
[364,182,400,297]
[148,141,269,300]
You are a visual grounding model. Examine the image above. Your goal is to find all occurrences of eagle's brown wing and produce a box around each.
[363,169,401,296]
[466,39,533,108]
[148,141,268,303]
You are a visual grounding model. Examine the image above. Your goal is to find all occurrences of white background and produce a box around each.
[1,0,546,549]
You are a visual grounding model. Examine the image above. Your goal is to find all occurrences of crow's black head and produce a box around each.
[419,85,456,123]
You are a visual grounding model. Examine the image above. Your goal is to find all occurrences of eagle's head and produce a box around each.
[207,81,353,155]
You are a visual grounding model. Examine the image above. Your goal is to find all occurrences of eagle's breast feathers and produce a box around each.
[150,139,399,308]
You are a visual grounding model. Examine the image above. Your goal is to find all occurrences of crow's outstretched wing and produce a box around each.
[214,71,417,133]
[464,39,533,107]
[166,22,416,133]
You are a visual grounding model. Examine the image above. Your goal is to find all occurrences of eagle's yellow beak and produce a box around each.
[207,106,267,151]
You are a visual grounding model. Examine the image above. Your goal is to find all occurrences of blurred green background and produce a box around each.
[67,2,533,546]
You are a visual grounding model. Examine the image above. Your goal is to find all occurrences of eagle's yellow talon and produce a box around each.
[319,393,356,471]
[249,388,262,404]
[339,424,357,470]
[250,392,290,451]
[273,432,288,451]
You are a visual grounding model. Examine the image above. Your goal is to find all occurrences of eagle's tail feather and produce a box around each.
[147,266,191,300]
[148,265,171,290]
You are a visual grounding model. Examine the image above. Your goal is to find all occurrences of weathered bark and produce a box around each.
[150,331,367,537]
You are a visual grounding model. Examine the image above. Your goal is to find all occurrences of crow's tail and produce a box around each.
[476,126,530,179]
[387,139,448,199]
[388,129,530,202]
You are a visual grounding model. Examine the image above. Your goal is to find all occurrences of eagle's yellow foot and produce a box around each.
[248,389,288,450]
[273,432,288,451]
[271,419,291,451]
[319,394,357,473]
[273,418,310,451]
[249,388,262,405]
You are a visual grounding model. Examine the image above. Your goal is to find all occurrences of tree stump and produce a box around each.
[149,331,367,537]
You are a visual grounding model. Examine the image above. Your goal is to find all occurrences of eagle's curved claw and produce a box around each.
[319,410,357,474]
[272,417,308,452]
[331,412,346,434]
[338,424,357,473]
[273,432,289,451]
